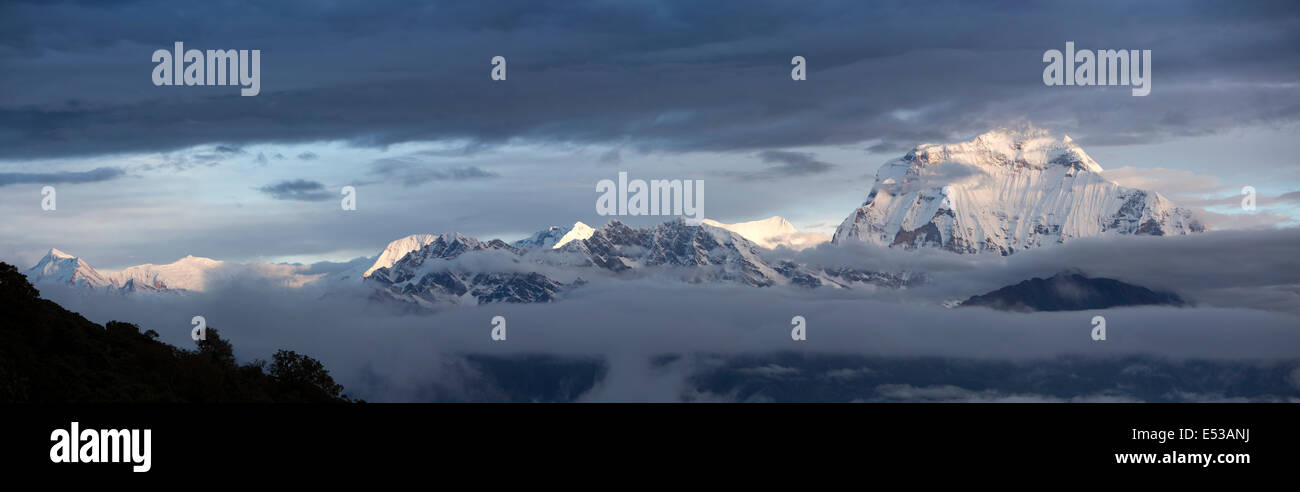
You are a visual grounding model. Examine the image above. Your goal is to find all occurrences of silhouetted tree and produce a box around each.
[270,350,347,401]
[0,263,39,299]
[196,327,237,368]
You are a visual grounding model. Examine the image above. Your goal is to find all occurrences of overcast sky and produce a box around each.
[1,0,1298,269]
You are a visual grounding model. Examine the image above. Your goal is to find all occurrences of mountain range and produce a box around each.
[20,127,1204,308]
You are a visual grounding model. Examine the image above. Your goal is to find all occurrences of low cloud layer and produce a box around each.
[30,227,1300,402]
[789,227,1300,313]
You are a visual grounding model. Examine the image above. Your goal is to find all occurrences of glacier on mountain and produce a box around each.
[833,127,1205,255]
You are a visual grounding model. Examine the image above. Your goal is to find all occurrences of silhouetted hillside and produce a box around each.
[0,262,351,402]
[961,272,1186,312]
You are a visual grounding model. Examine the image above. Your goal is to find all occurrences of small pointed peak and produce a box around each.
[47,248,73,259]
[175,254,219,265]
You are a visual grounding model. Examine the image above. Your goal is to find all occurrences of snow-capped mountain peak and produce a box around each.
[363,234,440,278]
[363,232,516,284]
[552,222,595,249]
[700,216,829,250]
[892,126,1103,178]
[26,250,319,293]
[512,222,595,251]
[27,248,111,288]
[111,255,224,291]
[833,127,1204,254]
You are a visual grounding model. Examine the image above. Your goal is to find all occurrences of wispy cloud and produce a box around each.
[369,157,498,187]
[258,179,333,201]
[0,167,125,187]
[725,150,836,181]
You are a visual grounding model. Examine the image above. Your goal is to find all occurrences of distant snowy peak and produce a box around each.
[557,219,806,287]
[26,249,219,292]
[364,232,517,284]
[365,232,567,307]
[701,216,829,250]
[512,222,595,251]
[553,222,595,249]
[112,255,224,291]
[513,226,566,250]
[26,250,312,293]
[27,248,112,288]
[833,127,1205,255]
[364,234,440,278]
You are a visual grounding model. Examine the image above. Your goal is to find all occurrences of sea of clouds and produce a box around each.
[36,229,1300,402]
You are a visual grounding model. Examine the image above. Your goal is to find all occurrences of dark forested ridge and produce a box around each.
[961,272,1186,312]
[0,262,351,402]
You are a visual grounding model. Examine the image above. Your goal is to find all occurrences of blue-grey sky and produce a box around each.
[0,0,1297,268]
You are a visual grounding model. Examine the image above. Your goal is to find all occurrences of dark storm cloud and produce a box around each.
[369,157,498,186]
[599,148,622,165]
[258,179,332,201]
[0,167,125,186]
[0,0,1296,159]
[726,150,836,181]
[866,141,912,154]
